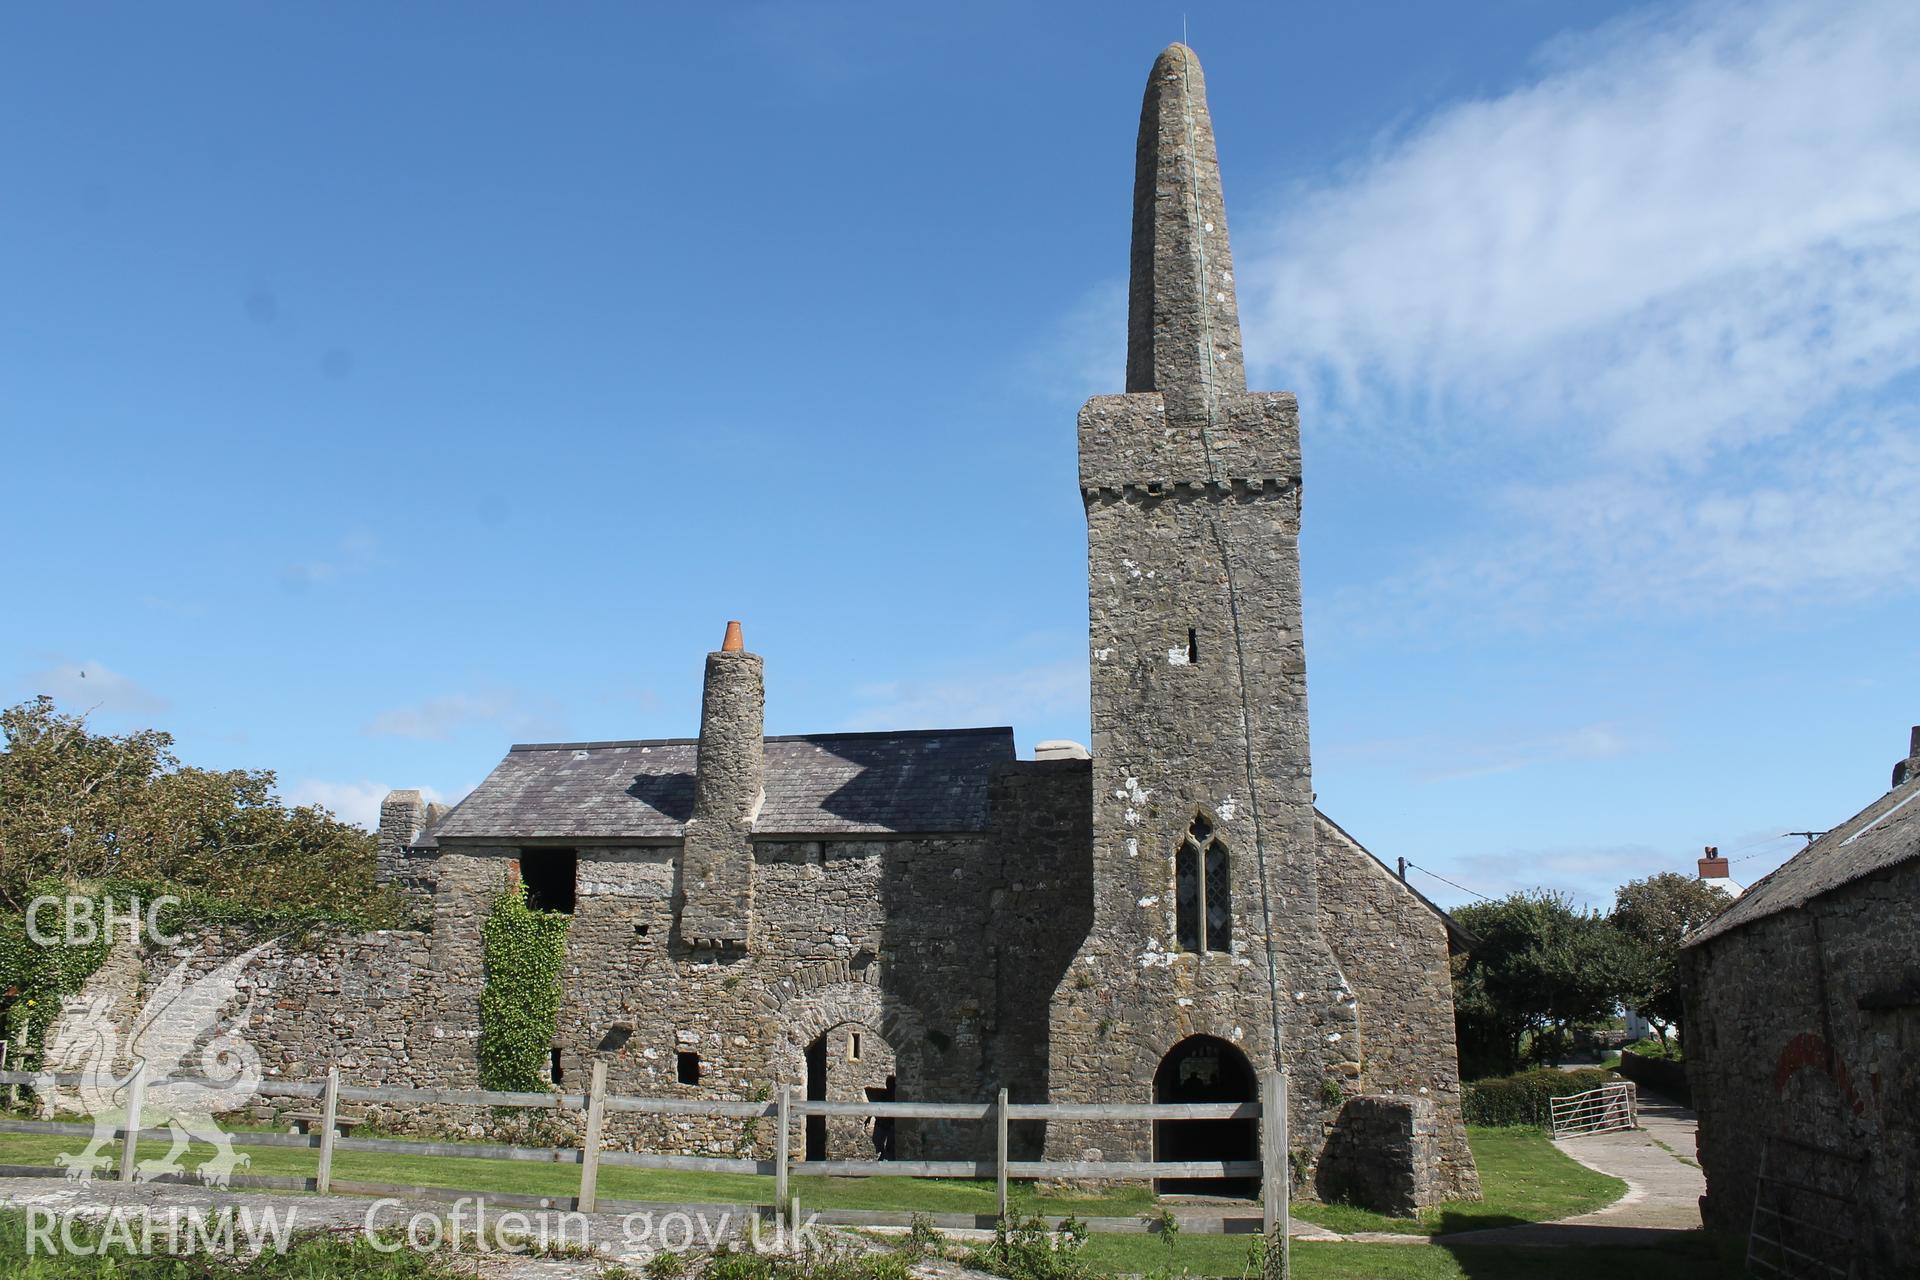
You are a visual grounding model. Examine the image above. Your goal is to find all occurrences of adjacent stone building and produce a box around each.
[95,44,1480,1209]
[1682,726,1920,1278]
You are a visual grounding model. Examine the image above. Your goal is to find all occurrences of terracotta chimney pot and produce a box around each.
[721,620,744,653]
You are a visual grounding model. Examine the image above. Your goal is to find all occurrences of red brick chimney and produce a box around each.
[1698,846,1730,879]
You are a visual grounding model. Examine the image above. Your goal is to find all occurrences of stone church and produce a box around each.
[154,45,1479,1208]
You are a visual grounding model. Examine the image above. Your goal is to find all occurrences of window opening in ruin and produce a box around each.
[1174,815,1231,953]
[548,1049,564,1085]
[1153,1035,1257,1197]
[521,847,577,914]
[634,923,650,937]
[677,1051,700,1085]
[849,1032,862,1062]
[816,844,829,867]
[1187,628,1200,664]
[804,1035,828,1161]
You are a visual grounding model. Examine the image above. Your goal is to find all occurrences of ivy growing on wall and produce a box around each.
[477,883,570,1092]
[0,879,119,1075]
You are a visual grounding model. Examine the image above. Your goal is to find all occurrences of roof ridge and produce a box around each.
[509,726,1016,753]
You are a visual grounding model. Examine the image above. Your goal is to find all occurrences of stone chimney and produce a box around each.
[1697,846,1730,880]
[678,621,765,949]
[1892,725,1920,789]
[377,790,429,885]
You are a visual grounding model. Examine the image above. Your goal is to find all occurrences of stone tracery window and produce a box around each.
[1174,814,1231,953]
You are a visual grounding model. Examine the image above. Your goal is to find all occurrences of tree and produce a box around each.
[0,696,380,914]
[1452,890,1639,1077]
[1610,871,1732,1050]
[0,697,396,1067]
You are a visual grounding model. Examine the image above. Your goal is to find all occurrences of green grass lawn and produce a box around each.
[0,1120,1691,1277]
[1288,1126,1625,1237]
[0,1123,1601,1231]
[0,1125,1146,1217]
[0,1124,1605,1228]
[1081,1233,1741,1279]
[0,1115,1743,1280]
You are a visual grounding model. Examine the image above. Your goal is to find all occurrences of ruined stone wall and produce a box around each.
[1315,817,1478,1200]
[123,788,1084,1162]
[984,760,1093,1157]
[412,836,1006,1158]
[1682,860,1919,1279]
[118,926,476,1134]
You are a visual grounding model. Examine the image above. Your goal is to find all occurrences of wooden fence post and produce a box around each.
[315,1066,341,1193]
[1261,1069,1289,1280]
[996,1087,1010,1222]
[118,1061,146,1183]
[578,1059,608,1213]
[774,1084,791,1228]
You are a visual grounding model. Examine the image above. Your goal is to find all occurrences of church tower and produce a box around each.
[1048,43,1357,1161]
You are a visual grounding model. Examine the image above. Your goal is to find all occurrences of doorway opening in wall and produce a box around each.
[804,1035,828,1161]
[521,848,577,914]
[1153,1035,1257,1198]
[865,1076,897,1160]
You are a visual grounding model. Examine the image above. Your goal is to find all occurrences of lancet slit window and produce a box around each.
[1174,814,1231,953]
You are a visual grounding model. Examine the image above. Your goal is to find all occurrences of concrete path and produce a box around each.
[1435,1094,1705,1248]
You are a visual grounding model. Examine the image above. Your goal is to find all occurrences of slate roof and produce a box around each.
[422,727,1015,844]
[1688,767,1920,947]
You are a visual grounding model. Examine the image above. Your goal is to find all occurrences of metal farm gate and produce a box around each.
[1547,1082,1636,1137]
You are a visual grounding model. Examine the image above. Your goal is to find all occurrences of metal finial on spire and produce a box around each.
[1125,43,1247,417]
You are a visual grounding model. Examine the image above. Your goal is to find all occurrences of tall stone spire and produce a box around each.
[1125,43,1246,420]
[1058,42,1355,1144]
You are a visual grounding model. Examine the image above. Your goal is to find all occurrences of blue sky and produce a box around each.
[3,1,1915,910]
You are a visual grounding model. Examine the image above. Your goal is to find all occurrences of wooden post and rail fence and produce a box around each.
[0,1065,1292,1238]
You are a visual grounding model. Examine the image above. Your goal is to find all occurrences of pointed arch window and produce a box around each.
[1174,814,1231,953]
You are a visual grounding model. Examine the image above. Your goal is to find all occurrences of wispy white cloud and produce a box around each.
[280,529,380,595]
[364,688,565,742]
[1322,721,1642,784]
[1414,825,1806,909]
[843,659,1088,744]
[1437,842,1673,910]
[23,659,170,717]
[1029,281,1126,404]
[286,779,466,830]
[1239,0,1920,620]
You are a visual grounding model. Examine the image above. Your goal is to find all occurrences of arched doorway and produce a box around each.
[1153,1035,1258,1198]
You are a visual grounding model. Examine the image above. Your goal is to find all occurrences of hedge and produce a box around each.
[1618,1049,1690,1105]
[1462,1067,1622,1127]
